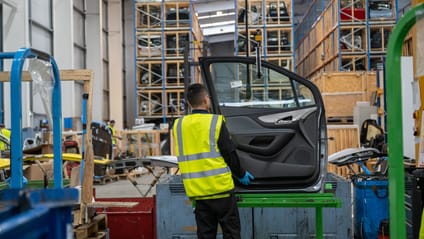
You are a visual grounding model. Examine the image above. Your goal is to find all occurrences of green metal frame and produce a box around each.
[237,193,341,239]
[385,3,424,238]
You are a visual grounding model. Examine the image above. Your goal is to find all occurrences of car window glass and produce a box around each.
[209,62,315,109]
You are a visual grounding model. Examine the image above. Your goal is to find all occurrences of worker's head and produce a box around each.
[0,124,4,129]
[110,120,115,126]
[187,83,210,110]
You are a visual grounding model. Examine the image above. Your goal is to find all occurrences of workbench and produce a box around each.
[237,193,342,239]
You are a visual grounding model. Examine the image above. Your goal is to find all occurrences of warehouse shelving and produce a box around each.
[295,0,398,78]
[235,0,295,71]
[134,0,203,122]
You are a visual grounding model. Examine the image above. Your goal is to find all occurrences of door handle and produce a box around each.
[274,116,293,125]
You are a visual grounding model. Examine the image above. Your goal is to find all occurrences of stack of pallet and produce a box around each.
[74,214,108,239]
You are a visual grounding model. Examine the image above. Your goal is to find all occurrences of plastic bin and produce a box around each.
[354,177,389,239]
[0,188,79,239]
[95,197,156,239]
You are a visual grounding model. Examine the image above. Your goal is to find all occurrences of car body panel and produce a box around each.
[137,35,162,57]
[199,57,327,193]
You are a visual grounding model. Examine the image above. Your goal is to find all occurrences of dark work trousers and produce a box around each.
[194,194,241,239]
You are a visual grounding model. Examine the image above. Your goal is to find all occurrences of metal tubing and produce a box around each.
[0,52,16,59]
[80,93,88,184]
[9,48,63,189]
[385,3,424,238]
[50,58,63,189]
[10,48,35,188]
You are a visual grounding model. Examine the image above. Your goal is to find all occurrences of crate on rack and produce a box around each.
[265,28,292,55]
[267,57,293,71]
[165,61,185,87]
[340,26,367,53]
[340,0,366,21]
[340,54,367,71]
[137,90,163,117]
[137,61,163,88]
[237,0,263,25]
[136,33,162,59]
[264,0,292,25]
[165,89,185,116]
[369,25,392,52]
[164,2,190,28]
[165,31,189,58]
[136,3,161,29]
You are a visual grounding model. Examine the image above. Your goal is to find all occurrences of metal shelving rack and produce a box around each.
[295,0,398,78]
[134,0,202,123]
[134,0,296,122]
[235,0,295,71]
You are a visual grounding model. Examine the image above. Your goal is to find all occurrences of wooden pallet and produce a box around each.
[93,175,118,185]
[87,231,107,239]
[114,170,145,180]
[74,214,107,239]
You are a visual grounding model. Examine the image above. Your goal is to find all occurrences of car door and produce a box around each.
[199,57,327,193]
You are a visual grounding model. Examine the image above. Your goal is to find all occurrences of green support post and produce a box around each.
[385,3,424,238]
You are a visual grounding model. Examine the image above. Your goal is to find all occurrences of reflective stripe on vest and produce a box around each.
[181,166,231,180]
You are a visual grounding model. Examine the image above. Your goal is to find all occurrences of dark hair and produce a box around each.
[110,120,115,124]
[187,83,207,107]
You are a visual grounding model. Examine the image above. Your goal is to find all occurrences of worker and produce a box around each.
[173,83,254,239]
[0,123,10,152]
[107,120,121,159]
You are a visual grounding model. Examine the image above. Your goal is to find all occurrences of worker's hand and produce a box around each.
[238,171,254,185]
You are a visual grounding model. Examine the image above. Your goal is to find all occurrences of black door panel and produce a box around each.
[226,108,318,186]
[199,57,327,192]
[234,133,295,156]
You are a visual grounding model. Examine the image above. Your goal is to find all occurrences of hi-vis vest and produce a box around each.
[173,114,234,199]
[108,126,116,145]
[0,128,10,151]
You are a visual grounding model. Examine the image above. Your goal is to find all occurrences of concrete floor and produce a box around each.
[93,167,172,198]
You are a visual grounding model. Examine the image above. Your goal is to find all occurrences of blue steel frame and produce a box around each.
[0,48,63,189]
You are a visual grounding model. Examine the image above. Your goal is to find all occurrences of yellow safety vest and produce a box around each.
[173,114,234,200]
[108,126,116,145]
[0,128,10,151]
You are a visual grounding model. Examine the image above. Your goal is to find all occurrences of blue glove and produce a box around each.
[238,171,254,186]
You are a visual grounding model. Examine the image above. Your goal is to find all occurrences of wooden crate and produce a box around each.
[327,125,360,179]
[310,71,377,118]
[120,129,168,157]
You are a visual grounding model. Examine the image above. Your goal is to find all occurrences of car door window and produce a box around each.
[209,62,315,110]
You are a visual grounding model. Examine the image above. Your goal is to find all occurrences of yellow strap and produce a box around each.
[420,209,424,239]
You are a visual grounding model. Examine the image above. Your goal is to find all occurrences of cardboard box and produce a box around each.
[70,166,80,187]
[24,161,54,180]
